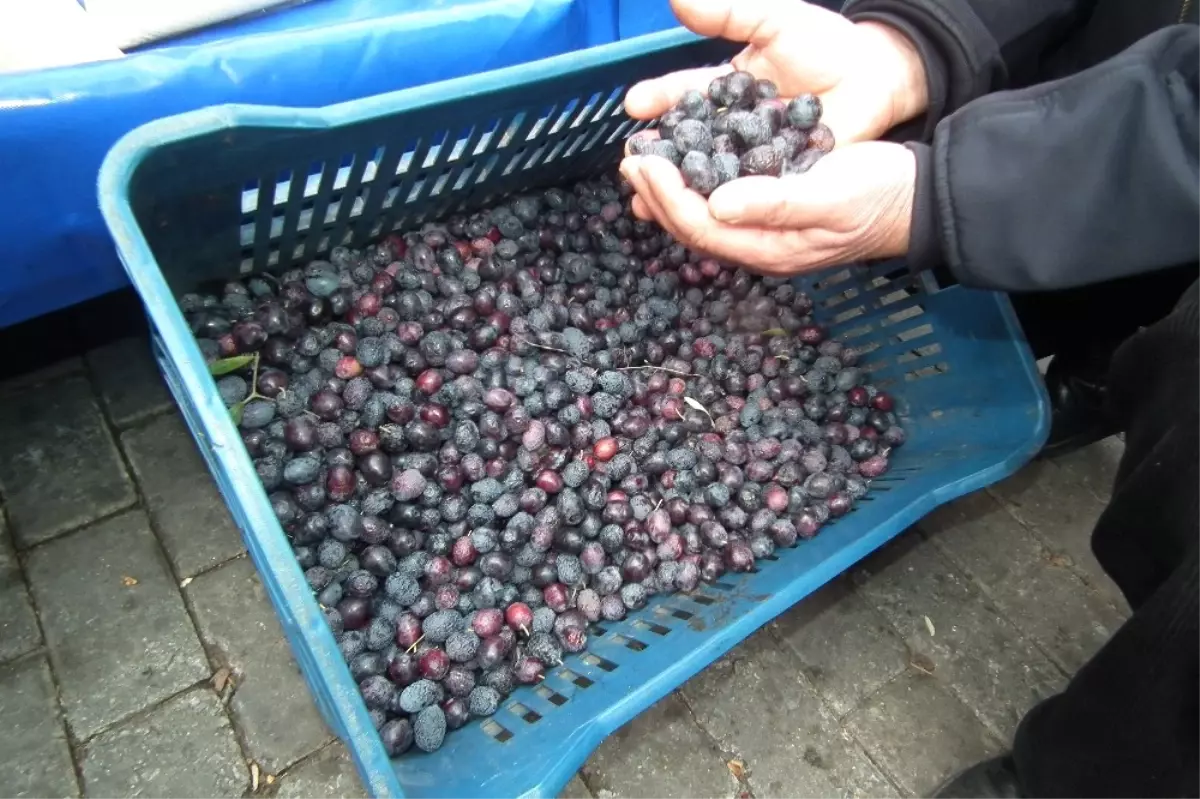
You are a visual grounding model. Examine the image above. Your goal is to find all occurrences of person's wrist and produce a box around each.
[854,21,930,132]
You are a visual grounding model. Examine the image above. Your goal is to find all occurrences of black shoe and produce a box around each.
[934,755,1025,798]
[1040,349,1117,459]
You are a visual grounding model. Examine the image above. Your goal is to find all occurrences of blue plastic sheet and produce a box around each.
[0,0,680,328]
[132,0,590,49]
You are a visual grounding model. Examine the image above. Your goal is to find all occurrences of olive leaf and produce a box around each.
[760,327,787,337]
[683,396,715,426]
[208,354,255,376]
[229,400,246,425]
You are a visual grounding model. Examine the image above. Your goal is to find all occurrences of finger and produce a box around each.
[673,0,842,51]
[635,155,720,247]
[636,157,822,270]
[625,65,733,120]
[624,128,660,157]
[670,0,780,49]
[621,157,684,238]
[631,194,654,221]
[707,175,828,228]
[707,147,868,227]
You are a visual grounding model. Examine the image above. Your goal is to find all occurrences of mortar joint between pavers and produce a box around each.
[675,689,758,799]
[9,499,143,555]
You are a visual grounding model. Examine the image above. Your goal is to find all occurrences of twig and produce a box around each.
[515,337,569,355]
[248,351,262,397]
[616,364,692,377]
[220,352,269,423]
[405,634,424,654]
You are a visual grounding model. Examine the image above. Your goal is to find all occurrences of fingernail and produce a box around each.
[619,157,641,180]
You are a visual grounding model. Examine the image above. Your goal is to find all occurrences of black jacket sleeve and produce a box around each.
[906,25,1199,292]
[843,0,1098,139]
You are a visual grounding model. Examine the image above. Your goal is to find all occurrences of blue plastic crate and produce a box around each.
[98,26,1049,799]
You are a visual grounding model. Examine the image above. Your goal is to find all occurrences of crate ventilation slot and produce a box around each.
[631,620,671,636]
[580,654,618,672]
[557,668,593,689]
[481,719,513,743]
[236,86,640,273]
[611,634,648,652]
[535,685,569,706]
[508,702,542,723]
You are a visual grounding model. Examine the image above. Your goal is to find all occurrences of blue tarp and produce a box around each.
[0,0,680,328]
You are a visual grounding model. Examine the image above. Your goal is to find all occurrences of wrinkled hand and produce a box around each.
[624,0,928,146]
[620,142,916,275]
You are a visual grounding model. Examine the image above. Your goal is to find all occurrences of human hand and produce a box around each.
[624,0,928,146]
[619,141,916,275]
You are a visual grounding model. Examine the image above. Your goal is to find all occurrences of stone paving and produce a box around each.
[0,332,1128,798]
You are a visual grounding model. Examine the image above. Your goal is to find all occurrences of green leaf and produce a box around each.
[229,401,246,426]
[760,328,787,337]
[208,354,255,376]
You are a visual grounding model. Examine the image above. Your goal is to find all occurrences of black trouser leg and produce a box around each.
[1011,280,1200,798]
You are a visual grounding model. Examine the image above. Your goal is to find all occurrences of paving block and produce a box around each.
[1051,436,1124,503]
[845,671,1003,797]
[560,773,594,799]
[0,656,80,798]
[989,460,1123,602]
[26,511,209,740]
[187,558,331,772]
[0,374,135,547]
[852,532,1065,740]
[0,358,85,396]
[275,744,367,799]
[81,688,248,798]
[773,576,910,718]
[122,414,244,578]
[86,337,173,428]
[0,518,41,663]
[582,693,737,799]
[681,628,896,798]
[922,492,1128,673]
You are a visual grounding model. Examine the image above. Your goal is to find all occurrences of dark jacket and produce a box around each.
[841,0,1200,292]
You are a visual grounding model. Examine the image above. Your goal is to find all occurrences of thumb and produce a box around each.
[707,174,833,229]
[710,143,917,256]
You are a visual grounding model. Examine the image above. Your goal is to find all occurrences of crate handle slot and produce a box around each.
[508,702,543,724]
[481,719,513,743]
[535,685,570,706]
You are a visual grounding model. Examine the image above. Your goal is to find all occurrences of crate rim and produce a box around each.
[97,24,1051,797]
[96,24,701,187]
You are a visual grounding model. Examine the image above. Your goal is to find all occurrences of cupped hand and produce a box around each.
[624,0,928,146]
[619,142,916,275]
